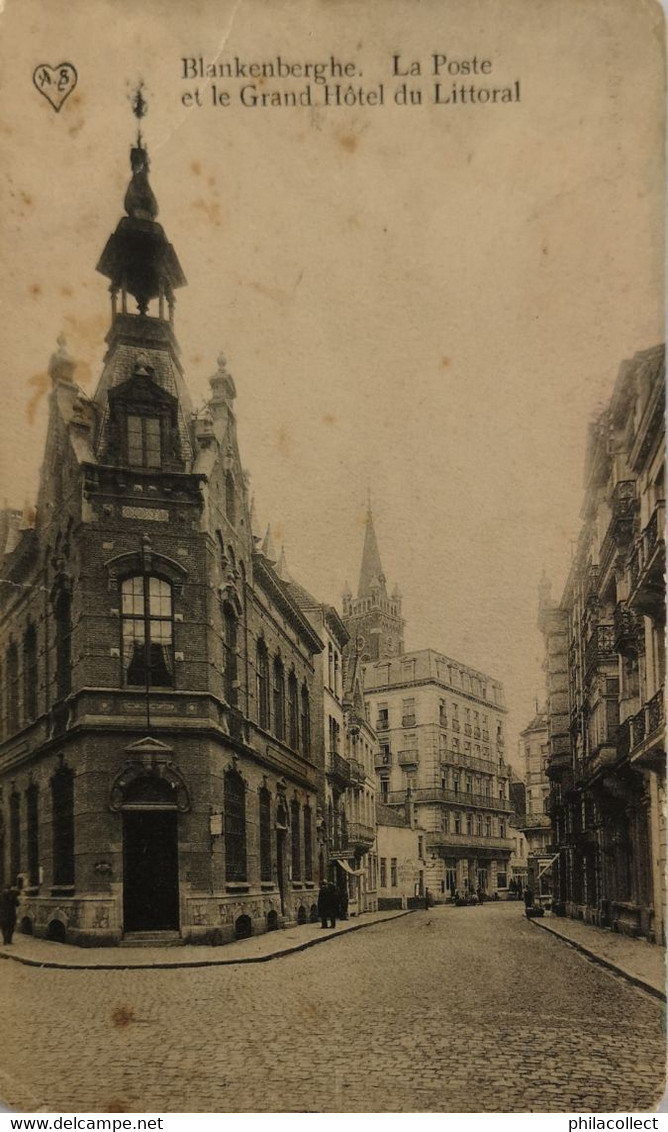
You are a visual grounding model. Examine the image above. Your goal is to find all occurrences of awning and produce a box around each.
[334,858,366,877]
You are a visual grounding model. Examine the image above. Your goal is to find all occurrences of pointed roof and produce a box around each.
[357,509,385,597]
[262,524,277,562]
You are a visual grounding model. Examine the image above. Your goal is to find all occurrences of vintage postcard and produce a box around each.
[0,0,665,1116]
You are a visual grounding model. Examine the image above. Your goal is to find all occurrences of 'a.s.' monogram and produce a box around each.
[33,63,78,112]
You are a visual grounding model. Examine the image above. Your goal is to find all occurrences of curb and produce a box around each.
[0,909,414,972]
[530,916,666,1002]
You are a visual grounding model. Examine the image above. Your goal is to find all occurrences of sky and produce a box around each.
[0,0,664,772]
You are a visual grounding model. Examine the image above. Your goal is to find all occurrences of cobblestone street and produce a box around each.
[1,903,665,1113]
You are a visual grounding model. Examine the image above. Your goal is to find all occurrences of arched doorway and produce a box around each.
[122,775,180,933]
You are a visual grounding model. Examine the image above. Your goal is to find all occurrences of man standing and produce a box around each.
[318,880,337,929]
[0,886,20,945]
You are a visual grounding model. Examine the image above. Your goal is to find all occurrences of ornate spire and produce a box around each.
[96,87,186,320]
[357,508,385,598]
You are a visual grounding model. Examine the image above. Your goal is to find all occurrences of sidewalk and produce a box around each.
[0,908,411,971]
[530,911,666,1000]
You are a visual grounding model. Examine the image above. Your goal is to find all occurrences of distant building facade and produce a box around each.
[376,802,426,909]
[517,710,553,899]
[540,345,665,943]
[343,513,514,900]
[284,578,378,914]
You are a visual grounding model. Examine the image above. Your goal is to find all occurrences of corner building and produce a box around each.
[0,128,324,945]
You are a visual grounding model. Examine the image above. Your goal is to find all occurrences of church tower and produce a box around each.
[341,509,405,661]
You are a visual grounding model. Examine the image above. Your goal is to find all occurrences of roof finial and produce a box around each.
[131,80,148,148]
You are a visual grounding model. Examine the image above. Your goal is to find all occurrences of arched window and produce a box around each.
[54,589,72,700]
[51,766,74,887]
[300,683,311,758]
[24,624,38,722]
[26,783,39,887]
[257,639,270,729]
[6,641,19,734]
[303,803,313,880]
[223,605,238,706]
[9,791,20,885]
[224,769,246,881]
[121,575,174,688]
[290,800,301,881]
[225,472,236,527]
[259,787,272,882]
[287,672,299,749]
[273,656,285,741]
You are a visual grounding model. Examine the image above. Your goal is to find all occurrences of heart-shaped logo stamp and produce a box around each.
[33,63,78,112]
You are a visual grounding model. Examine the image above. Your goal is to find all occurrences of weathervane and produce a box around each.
[131,80,148,146]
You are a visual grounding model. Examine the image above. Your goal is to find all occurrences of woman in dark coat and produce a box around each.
[0,886,20,945]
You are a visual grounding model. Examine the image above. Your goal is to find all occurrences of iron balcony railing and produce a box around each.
[347,821,375,847]
[327,751,352,783]
[374,752,392,770]
[394,786,513,812]
[439,752,495,775]
[426,831,514,852]
[584,624,616,679]
[349,758,366,784]
[627,687,665,755]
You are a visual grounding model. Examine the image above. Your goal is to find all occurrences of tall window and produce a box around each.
[122,576,174,687]
[380,858,387,887]
[301,684,311,757]
[290,800,301,881]
[288,673,299,749]
[54,590,72,700]
[390,858,398,887]
[273,656,285,741]
[26,783,39,887]
[225,472,236,526]
[127,414,161,468]
[224,770,246,881]
[51,766,74,886]
[257,640,270,728]
[259,787,272,882]
[6,642,19,733]
[23,624,38,722]
[223,605,238,706]
[303,804,313,880]
[9,791,20,884]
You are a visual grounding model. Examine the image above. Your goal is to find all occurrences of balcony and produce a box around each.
[426,831,514,854]
[409,786,513,812]
[439,713,448,729]
[473,726,481,739]
[376,718,390,732]
[464,723,472,736]
[347,821,375,848]
[482,730,489,741]
[629,687,665,769]
[584,564,600,609]
[627,501,665,618]
[327,751,353,786]
[374,752,392,771]
[613,601,642,658]
[452,720,460,732]
[397,749,419,767]
[440,751,494,774]
[584,624,616,680]
[600,481,637,581]
[402,714,416,728]
[349,758,366,784]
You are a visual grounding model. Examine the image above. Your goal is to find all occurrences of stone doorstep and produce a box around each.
[0,909,413,970]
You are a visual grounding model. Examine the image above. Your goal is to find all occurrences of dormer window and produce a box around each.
[127,414,161,469]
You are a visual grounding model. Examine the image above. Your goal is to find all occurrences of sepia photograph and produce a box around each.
[0,0,665,1115]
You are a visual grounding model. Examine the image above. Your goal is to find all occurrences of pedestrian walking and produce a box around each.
[0,885,20,945]
[338,885,349,921]
[318,880,338,929]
